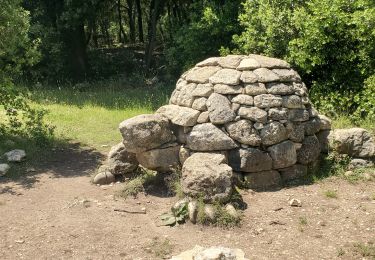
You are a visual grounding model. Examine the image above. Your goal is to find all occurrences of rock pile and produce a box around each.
[93,54,375,202]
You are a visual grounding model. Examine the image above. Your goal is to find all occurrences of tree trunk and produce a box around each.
[145,0,164,70]
[64,21,88,80]
[135,0,144,42]
[117,0,127,43]
[126,0,136,43]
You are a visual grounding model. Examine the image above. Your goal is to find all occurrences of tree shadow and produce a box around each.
[0,141,104,195]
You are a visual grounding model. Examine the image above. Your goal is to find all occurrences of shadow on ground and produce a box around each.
[0,142,104,194]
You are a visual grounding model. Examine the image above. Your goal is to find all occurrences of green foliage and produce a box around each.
[233,0,375,118]
[307,153,350,182]
[353,75,375,120]
[159,200,188,226]
[324,190,338,199]
[165,1,242,76]
[0,0,40,80]
[233,0,303,58]
[118,169,157,198]
[0,0,52,142]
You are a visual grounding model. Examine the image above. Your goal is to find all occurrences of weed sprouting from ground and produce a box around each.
[195,197,242,228]
[307,153,350,183]
[352,242,375,258]
[324,190,338,199]
[118,168,156,198]
[145,237,174,259]
[299,216,308,225]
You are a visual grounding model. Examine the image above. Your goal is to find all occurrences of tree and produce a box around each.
[0,0,52,140]
[233,0,375,115]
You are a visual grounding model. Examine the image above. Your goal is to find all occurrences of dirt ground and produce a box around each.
[1,146,374,260]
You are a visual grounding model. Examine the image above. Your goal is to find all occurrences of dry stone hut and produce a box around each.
[94,54,375,202]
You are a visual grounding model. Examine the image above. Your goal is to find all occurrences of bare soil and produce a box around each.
[1,146,374,260]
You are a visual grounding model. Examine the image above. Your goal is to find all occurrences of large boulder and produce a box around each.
[328,128,375,158]
[186,123,238,151]
[206,93,236,124]
[119,114,175,153]
[136,144,180,172]
[181,153,233,202]
[267,140,297,169]
[297,135,321,165]
[156,105,200,127]
[229,148,272,173]
[243,170,281,190]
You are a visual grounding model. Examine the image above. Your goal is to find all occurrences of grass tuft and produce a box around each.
[324,190,338,199]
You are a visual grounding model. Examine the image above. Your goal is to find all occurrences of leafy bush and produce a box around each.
[233,0,375,117]
[0,0,53,143]
[164,1,241,76]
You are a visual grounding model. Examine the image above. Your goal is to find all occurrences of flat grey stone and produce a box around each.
[245,83,267,95]
[268,140,297,169]
[191,97,207,111]
[232,94,254,106]
[272,69,301,82]
[238,106,267,123]
[185,66,221,83]
[297,135,321,164]
[249,54,291,68]
[266,83,294,95]
[207,93,236,124]
[226,120,261,146]
[229,148,272,173]
[119,114,175,153]
[254,94,283,108]
[253,68,280,82]
[156,104,200,126]
[240,71,258,83]
[237,58,261,70]
[191,83,214,97]
[209,69,242,85]
[186,123,238,151]
[260,122,288,146]
[213,84,243,94]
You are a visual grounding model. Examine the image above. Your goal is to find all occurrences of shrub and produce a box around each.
[233,0,375,117]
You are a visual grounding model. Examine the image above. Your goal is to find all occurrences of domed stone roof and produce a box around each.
[156,54,322,188]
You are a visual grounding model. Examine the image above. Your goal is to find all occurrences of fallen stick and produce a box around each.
[114,208,146,214]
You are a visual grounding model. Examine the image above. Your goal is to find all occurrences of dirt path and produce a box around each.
[1,146,374,259]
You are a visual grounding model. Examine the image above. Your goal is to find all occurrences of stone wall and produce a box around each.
[93,54,375,202]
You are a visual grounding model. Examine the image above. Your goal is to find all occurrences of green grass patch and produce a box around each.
[332,116,375,134]
[324,189,338,199]
[352,242,375,258]
[117,169,157,198]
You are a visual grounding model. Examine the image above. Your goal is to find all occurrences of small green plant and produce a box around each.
[307,153,350,183]
[337,248,345,257]
[145,237,174,259]
[352,242,375,258]
[214,204,242,228]
[324,190,338,199]
[159,201,189,226]
[371,193,375,200]
[343,167,375,183]
[118,169,156,198]
[299,216,308,226]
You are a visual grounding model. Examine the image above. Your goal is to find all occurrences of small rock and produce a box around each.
[225,204,238,219]
[4,149,26,162]
[0,164,10,176]
[93,166,115,185]
[204,205,216,221]
[289,198,302,207]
